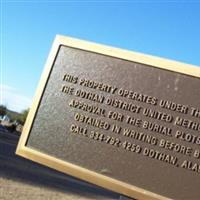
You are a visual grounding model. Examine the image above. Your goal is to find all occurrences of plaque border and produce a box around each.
[16,35,200,200]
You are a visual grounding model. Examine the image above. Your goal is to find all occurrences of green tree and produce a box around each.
[20,108,29,124]
[0,105,7,116]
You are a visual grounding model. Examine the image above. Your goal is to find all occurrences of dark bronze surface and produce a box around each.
[26,45,200,200]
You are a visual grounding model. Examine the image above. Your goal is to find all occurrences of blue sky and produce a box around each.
[1,1,200,112]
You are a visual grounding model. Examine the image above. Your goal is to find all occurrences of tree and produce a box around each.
[20,108,29,124]
[0,105,7,116]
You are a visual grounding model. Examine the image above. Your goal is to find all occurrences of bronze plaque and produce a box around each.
[16,35,200,200]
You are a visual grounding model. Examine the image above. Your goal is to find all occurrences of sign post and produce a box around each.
[17,35,200,200]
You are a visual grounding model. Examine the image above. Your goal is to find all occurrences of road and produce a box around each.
[0,130,121,200]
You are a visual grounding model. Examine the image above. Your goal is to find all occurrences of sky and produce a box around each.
[1,1,200,113]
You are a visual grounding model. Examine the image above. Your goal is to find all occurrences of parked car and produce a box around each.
[0,124,8,132]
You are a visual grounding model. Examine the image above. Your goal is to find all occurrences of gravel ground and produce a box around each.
[0,177,97,200]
